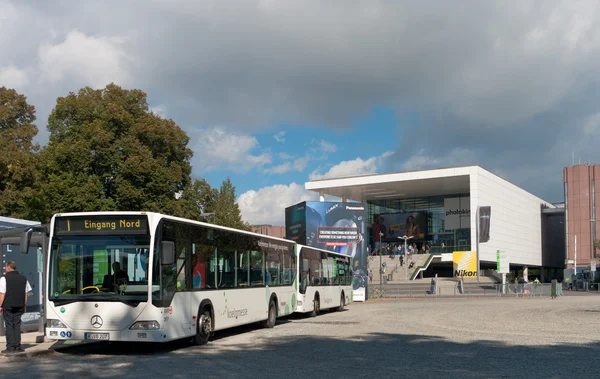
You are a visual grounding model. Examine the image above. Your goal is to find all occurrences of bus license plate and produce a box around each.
[85,333,109,341]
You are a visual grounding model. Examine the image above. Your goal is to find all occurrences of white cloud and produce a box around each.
[150,104,168,118]
[293,156,310,171]
[191,127,271,173]
[400,148,478,171]
[238,182,316,225]
[0,65,29,88]
[274,131,285,142]
[38,29,133,89]
[264,162,292,174]
[318,140,337,153]
[309,151,392,180]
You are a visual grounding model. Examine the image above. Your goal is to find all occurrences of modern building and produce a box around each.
[251,225,286,239]
[305,165,564,280]
[564,164,599,270]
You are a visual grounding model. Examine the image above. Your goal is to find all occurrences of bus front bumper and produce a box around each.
[46,328,167,343]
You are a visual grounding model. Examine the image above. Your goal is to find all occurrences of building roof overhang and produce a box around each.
[306,166,475,202]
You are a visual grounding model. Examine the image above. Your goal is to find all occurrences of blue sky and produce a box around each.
[202,107,399,195]
[2,1,600,225]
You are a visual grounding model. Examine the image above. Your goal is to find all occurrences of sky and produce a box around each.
[2,0,600,226]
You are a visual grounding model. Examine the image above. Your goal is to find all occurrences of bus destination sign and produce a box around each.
[55,216,149,235]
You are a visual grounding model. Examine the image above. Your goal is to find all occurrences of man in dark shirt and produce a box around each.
[102,262,129,291]
[0,261,31,354]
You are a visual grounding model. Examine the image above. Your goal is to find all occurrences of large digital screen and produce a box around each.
[373,212,427,242]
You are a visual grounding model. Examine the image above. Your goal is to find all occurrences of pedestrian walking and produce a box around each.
[0,261,31,354]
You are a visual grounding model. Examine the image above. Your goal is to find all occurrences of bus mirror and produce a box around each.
[161,241,175,265]
[20,228,33,254]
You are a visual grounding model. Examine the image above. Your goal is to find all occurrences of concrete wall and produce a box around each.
[470,167,553,267]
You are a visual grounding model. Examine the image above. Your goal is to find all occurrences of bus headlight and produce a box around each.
[130,321,160,330]
[48,319,67,328]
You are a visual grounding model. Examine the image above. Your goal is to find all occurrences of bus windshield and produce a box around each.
[49,234,151,305]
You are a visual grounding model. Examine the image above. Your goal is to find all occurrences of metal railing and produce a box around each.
[368,282,571,299]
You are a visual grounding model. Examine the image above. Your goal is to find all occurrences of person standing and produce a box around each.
[0,261,31,354]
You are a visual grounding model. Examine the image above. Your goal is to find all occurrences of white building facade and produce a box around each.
[306,166,554,270]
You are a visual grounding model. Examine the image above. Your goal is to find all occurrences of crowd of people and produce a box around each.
[370,242,432,257]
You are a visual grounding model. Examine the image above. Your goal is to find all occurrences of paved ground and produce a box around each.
[1,296,600,378]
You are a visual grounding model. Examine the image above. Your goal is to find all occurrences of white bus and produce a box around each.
[33,212,301,344]
[295,245,353,315]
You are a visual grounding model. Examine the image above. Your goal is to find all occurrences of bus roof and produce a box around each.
[51,211,295,245]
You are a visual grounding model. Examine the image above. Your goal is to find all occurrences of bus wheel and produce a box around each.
[338,293,345,312]
[311,295,320,317]
[194,308,212,345]
[261,300,277,328]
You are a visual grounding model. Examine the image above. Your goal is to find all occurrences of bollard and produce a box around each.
[0,313,4,336]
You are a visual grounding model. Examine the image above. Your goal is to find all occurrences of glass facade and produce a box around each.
[367,194,471,254]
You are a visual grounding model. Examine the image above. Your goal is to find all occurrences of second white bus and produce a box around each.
[295,245,353,315]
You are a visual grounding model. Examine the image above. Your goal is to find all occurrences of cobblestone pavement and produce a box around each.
[2,296,600,378]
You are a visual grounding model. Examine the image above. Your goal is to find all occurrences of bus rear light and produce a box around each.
[48,319,67,328]
[130,321,160,330]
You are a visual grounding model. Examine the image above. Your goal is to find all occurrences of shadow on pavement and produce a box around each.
[4,329,598,378]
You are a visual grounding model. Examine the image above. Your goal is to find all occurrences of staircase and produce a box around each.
[409,254,442,280]
[367,255,404,284]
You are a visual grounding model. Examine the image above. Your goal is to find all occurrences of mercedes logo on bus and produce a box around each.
[91,315,103,328]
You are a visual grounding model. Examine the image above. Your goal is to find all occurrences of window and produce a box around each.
[265,250,281,286]
[250,250,264,286]
[281,249,292,285]
[160,221,191,298]
[237,251,250,287]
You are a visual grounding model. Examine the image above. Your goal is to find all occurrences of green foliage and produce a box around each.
[0,87,40,219]
[595,240,600,254]
[36,83,193,220]
[173,178,217,221]
[202,177,248,230]
[1,84,252,229]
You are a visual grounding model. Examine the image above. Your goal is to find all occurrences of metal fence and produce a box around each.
[368,282,570,299]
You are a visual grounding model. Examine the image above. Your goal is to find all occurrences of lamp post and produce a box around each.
[399,235,414,280]
[379,232,384,286]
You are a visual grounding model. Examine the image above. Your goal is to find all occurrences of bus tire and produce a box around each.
[311,294,320,317]
[194,306,212,345]
[261,299,277,329]
[338,292,345,312]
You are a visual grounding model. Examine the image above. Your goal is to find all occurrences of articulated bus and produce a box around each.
[24,211,352,344]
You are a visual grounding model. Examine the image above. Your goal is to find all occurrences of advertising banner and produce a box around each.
[444,197,471,230]
[286,201,367,301]
[285,202,307,244]
[496,249,509,274]
[374,212,427,241]
[453,251,477,278]
[478,206,491,243]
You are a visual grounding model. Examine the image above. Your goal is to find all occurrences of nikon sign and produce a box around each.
[453,251,477,278]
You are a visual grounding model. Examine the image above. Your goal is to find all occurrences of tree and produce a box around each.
[172,178,217,221]
[595,240,600,256]
[37,83,193,220]
[0,87,40,219]
[210,177,249,230]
